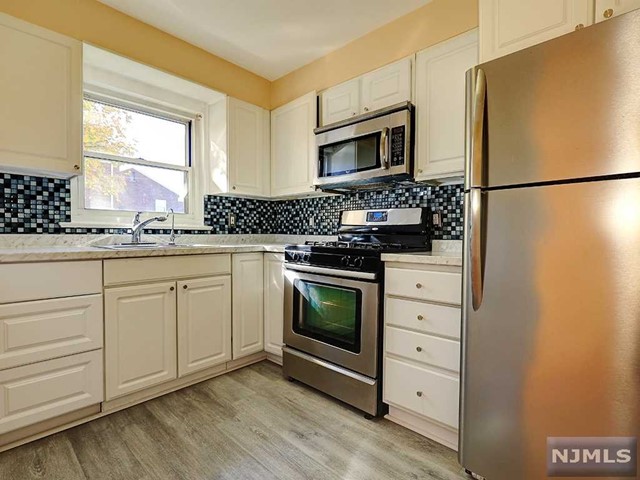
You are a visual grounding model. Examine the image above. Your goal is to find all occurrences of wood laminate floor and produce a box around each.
[0,361,468,480]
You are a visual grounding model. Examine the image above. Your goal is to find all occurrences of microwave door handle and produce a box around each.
[380,127,390,169]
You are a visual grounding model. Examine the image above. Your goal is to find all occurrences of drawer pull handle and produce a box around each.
[416,391,423,397]
[170,286,175,291]
[416,346,422,352]
[416,283,422,289]
[183,285,188,290]
[417,314,424,321]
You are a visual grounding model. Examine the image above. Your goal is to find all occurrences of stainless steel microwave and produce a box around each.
[314,102,414,191]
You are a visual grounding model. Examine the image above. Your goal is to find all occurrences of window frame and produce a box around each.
[69,87,209,230]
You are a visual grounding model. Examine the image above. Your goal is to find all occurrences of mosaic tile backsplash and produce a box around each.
[0,173,463,240]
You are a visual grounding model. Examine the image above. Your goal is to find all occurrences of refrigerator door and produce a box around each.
[460,178,640,480]
[468,9,640,189]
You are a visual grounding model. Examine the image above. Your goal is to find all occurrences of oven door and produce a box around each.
[283,266,380,378]
[314,106,412,187]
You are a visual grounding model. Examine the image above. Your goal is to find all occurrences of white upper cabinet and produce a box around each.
[360,58,412,113]
[595,0,640,21]
[319,58,412,126]
[270,91,317,197]
[479,0,594,62]
[320,78,360,126]
[415,30,478,182]
[228,98,270,196]
[0,13,82,177]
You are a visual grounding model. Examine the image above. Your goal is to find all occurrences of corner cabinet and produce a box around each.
[232,253,265,359]
[263,253,285,360]
[270,91,317,197]
[479,0,593,62]
[0,12,82,177]
[415,30,478,183]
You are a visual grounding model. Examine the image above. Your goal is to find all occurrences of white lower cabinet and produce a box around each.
[384,262,462,451]
[105,282,177,400]
[232,253,265,359]
[0,350,103,435]
[263,253,285,358]
[177,276,232,377]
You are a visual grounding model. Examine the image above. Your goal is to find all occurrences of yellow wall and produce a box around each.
[271,0,478,108]
[0,0,271,109]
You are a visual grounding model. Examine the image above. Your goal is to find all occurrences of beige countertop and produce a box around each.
[0,243,286,263]
[381,251,462,267]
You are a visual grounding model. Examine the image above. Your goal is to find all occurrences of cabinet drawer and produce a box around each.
[0,295,103,370]
[0,350,103,435]
[385,296,461,339]
[386,267,461,305]
[385,326,460,372]
[384,357,459,429]
[104,254,231,286]
[0,261,102,304]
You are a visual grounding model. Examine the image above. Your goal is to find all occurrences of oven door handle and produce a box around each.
[284,263,378,281]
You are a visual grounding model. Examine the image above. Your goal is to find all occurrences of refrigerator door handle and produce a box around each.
[470,188,484,311]
[466,68,486,190]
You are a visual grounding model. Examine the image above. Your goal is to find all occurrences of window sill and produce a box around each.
[59,221,213,231]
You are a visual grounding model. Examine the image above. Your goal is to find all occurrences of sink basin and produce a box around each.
[97,242,177,250]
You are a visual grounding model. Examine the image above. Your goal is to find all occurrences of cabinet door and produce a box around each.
[105,282,177,400]
[479,0,593,62]
[0,13,82,177]
[263,253,284,357]
[595,0,640,21]
[228,98,270,196]
[232,254,264,359]
[415,30,478,182]
[177,276,231,377]
[360,58,412,113]
[270,91,317,197]
[320,78,360,126]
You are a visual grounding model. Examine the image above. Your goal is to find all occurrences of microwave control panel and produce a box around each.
[390,126,405,166]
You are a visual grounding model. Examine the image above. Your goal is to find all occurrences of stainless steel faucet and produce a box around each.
[131,211,168,244]
[167,209,176,245]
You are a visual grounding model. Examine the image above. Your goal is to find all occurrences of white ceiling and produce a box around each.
[98,0,432,80]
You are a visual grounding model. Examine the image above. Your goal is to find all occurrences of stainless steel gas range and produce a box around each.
[282,207,431,417]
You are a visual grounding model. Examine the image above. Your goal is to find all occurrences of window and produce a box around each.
[82,97,191,214]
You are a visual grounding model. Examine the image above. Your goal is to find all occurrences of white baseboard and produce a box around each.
[386,405,459,451]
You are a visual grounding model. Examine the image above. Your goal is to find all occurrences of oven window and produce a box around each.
[319,133,380,177]
[293,280,362,353]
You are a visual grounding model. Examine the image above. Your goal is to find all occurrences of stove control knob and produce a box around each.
[302,253,311,262]
[292,252,301,261]
[341,256,350,266]
[353,257,364,268]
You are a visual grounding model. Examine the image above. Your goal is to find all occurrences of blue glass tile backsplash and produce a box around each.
[0,173,463,239]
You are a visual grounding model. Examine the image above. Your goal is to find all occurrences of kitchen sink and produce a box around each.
[96,242,178,250]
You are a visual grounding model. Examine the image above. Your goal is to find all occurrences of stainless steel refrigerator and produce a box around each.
[460,10,640,480]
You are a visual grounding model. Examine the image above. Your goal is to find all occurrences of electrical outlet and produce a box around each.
[309,216,315,227]
[432,211,443,227]
[228,213,237,227]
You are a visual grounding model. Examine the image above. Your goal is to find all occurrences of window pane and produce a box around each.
[84,157,187,213]
[83,99,188,167]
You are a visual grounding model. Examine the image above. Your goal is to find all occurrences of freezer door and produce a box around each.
[468,9,640,189]
[459,179,640,480]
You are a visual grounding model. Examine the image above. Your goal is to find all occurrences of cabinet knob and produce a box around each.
[363,107,369,112]
[575,23,585,30]
[183,285,188,290]
[170,286,175,291]
[351,112,356,116]
[416,283,422,289]
[232,186,236,190]
[73,164,80,170]
[416,346,422,352]
[417,314,424,321]
[418,169,423,174]
[603,8,614,18]
[416,391,423,397]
